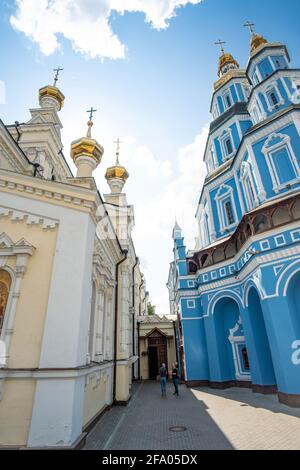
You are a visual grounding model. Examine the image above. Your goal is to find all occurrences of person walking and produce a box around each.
[159,363,167,397]
[172,362,179,396]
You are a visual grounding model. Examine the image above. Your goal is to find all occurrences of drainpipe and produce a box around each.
[137,321,141,380]
[113,250,128,403]
[173,320,179,365]
[137,278,145,378]
[131,257,139,381]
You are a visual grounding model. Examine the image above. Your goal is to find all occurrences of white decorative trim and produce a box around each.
[0,205,58,230]
[228,317,251,381]
[262,132,300,193]
[240,161,259,211]
[220,128,236,161]
[215,184,238,233]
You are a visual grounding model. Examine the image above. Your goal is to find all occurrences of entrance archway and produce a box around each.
[213,297,251,382]
[147,329,168,380]
[286,270,300,338]
[246,287,276,388]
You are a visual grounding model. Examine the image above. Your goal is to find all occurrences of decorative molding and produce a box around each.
[0,205,58,230]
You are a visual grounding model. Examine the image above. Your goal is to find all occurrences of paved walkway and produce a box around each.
[84,381,300,450]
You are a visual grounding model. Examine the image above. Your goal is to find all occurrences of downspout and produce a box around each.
[137,278,144,380]
[113,250,128,403]
[137,321,141,380]
[131,257,139,381]
[173,320,179,365]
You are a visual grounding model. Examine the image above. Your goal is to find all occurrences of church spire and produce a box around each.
[215,39,239,78]
[71,109,103,178]
[39,67,65,112]
[105,139,129,194]
[244,21,268,54]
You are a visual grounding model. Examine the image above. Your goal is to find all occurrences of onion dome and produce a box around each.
[105,139,129,193]
[71,120,103,178]
[39,85,65,111]
[250,33,268,53]
[218,52,240,78]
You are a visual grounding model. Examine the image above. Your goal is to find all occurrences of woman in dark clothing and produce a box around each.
[172,362,179,396]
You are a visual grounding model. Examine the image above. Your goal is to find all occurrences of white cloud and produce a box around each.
[128,127,208,313]
[10,0,203,59]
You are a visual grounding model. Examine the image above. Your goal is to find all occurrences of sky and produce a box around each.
[1,0,300,314]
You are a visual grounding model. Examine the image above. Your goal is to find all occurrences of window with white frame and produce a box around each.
[199,204,210,248]
[262,133,300,192]
[240,161,258,211]
[212,103,220,120]
[224,200,235,225]
[187,299,196,309]
[223,90,233,109]
[220,129,235,160]
[252,72,259,86]
[243,84,251,99]
[250,98,265,124]
[263,82,284,112]
[215,184,238,233]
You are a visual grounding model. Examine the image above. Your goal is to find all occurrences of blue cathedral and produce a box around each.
[168,26,300,407]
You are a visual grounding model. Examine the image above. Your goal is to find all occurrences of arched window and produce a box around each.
[225,138,233,156]
[262,133,300,193]
[0,270,12,334]
[225,200,235,225]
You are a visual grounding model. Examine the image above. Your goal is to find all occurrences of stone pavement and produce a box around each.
[84,381,300,450]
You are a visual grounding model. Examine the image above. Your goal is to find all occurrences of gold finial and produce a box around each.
[215,40,239,78]
[86,107,97,138]
[215,39,226,55]
[244,21,267,53]
[114,138,123,165]
[53,67,63,87]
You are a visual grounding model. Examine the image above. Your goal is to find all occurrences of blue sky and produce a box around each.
[1,0,300,313]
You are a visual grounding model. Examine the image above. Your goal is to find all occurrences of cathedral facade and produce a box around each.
[0,80,146,447]
[169,29,300,407]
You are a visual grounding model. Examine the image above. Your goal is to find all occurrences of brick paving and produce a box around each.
[84,381,300,450]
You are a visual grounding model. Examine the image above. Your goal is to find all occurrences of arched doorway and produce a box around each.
[0,270,12,334]
[147,329,168,380]
[246,287,276,388]
[213,297,251,382]
[286,270,300,338]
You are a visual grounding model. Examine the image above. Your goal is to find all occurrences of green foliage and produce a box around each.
[147,302,156,316]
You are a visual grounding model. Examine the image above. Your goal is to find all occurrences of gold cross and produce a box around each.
[214,39,226,55]
[114,138,123,165]
[53,67,63,86]
[244,21,255,35]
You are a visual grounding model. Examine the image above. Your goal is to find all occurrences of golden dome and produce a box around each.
[39,85,65,110]
[105,165,129,182]
[250,34,268,53]
[218,53,239,77]
[71,136,103,165]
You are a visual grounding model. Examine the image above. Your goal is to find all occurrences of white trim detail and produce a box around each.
[215,184,238,234]
[228,317,251,381]
[262,132,300,193]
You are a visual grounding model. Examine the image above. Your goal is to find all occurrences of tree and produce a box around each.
[147,302,156,316]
